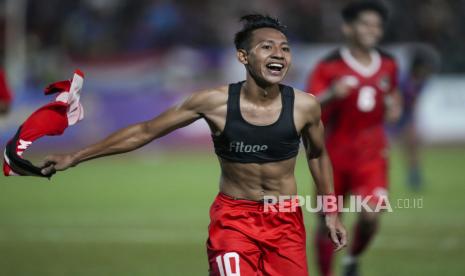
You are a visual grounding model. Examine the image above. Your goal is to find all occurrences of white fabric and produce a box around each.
[340,47,381,77]
[54,71,85,126]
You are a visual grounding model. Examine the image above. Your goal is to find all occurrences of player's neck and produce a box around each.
[243,76,280,104]
[346,44,375,66]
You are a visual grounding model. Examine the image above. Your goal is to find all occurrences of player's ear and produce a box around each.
[237,49,248,65]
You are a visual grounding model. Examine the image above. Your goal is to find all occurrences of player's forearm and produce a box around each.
[71,122,155,165]
[308,150,334,196]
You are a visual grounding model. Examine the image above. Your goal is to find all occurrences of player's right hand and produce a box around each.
[40,153,77,175]
[330,78,353,99]
[325,213,348,252]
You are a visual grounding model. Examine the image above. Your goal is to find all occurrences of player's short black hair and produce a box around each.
[234,14,287,50]
[342,1,389,23]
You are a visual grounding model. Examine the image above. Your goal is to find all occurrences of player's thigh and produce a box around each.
[260,212,308,276]
[261,242,308,276]
[207,228,262,276]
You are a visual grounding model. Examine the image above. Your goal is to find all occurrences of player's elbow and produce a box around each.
[139,121,158,143]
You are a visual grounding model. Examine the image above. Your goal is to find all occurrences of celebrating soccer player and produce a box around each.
[41,14,346,275]
[306,2,401,276]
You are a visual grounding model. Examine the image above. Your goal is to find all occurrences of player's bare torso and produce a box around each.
[196,83,315,201]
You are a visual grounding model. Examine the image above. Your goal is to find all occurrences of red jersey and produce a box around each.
[306,47,398,164]
[0,69,13,104]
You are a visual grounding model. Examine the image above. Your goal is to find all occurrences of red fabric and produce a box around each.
[207,193,308,276]
[17,103,69,147]
[44,80,71,95]
[0,69,12,104]
[2,103,68,176]
[3,70,84,176]
[331,151,388,205]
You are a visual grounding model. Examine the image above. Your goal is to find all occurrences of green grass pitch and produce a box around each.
[1,147,464,275]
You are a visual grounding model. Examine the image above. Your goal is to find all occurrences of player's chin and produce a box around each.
[360,37,380,49]
[261,69,287,84]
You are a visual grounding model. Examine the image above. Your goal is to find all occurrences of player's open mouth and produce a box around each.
[266,63,284,74]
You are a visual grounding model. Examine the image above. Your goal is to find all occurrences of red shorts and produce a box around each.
[207,193,308,276]
[331,153,388,206]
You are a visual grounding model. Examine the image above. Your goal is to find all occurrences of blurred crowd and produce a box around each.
[0,0,461,72]
[0,0,465,72]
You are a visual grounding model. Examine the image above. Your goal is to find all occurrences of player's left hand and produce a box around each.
[325,213,347,251]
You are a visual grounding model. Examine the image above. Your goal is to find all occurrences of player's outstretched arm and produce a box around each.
[41,89,216,175]
[300,94,347,251]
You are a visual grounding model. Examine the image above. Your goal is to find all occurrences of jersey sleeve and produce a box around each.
[0,70,13,104]
[305,62,332,97]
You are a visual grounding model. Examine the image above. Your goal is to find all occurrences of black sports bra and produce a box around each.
[212,81,301,163]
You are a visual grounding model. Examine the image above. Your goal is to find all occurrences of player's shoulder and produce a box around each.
[376,48,398,73]
[377,47,395,59]
[377,47,397,63]
[193,85,228,99]
[293,88,320,114]
[320,48,343,63]
[184,85,228,111]
[313,48,344,72]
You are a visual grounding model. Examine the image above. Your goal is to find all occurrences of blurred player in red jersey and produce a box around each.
[0,68,13,116]
[306,1,401,276]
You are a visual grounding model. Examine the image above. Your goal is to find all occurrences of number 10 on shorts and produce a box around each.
[216,252,240,276]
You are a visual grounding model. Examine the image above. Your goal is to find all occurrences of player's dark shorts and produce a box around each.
[207,192,308,276]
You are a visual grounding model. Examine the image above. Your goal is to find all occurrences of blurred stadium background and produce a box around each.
[1,0,464,275]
